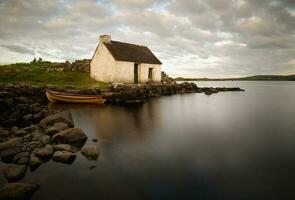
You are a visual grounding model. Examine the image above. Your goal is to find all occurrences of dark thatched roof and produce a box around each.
[104,40,162,65]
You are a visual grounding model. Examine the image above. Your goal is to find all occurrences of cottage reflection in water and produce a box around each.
[48,99,162,145]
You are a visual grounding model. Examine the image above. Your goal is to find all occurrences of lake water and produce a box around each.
[2,81,295,200]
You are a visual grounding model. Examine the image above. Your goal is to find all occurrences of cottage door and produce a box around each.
[148,68,153,81]
[134,64,139,84]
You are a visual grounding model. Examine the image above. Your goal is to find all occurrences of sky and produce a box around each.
[0,0,294,78]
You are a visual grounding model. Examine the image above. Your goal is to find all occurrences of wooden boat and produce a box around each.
[46,89,106,104]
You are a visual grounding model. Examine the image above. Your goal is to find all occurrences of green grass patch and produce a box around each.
[0,62,109,89]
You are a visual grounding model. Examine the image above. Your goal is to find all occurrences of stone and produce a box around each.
[204,88,218,95]
[33,109,48,119]
[22,114,33,121]
[23,125,39,133]
[53,144,71,151]
[15,103,28,112]
[13,129,27,136]
[32,105,41,114]
[3,164,27,182]
[0,182,39,200]
[10,127,19,135]
[39,111,73,128]
[17,156,29,164]
[81,146,99,160]
[54,122,69,131]
[204,90,212,95]
[15,96,28,103]
[12,152,30,164]
[29,155,43,170]
[31,130,43,141]
[1,147,21,162]
[0,137,23,151]
[34,145,53,158]
[40,135,50,145]
[3,97,13,106]
[45,126,59,136]
[45,122,69,136]
[0,128,9,137]
[52,151,76,164]
[27,141,43,152]
[2,118,17,125]
[23,134,32,143]
[52,128,87,146]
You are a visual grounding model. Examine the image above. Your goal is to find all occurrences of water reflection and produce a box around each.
[13,82,295,199]
[48,101,163,145]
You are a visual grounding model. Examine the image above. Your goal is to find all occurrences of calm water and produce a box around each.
[2,81,295,200]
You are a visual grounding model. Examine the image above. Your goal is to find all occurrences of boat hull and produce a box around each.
[46,90,106,104]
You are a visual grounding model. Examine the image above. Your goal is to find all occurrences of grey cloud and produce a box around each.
[0,0,294,77]
[1,44,35,55]
[110,0,158,9]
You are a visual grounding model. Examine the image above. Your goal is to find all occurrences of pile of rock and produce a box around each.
[0,111,99,199]
[0,84,48,127]
[161,71,177,84]
[43,59,90,73]
[71,59,91,72]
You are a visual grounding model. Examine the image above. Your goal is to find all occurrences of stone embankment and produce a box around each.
[43,59,90,72]
[0,82,245,111]
[105,82,244,103]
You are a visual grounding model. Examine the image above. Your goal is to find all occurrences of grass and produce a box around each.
[0,62,109,89]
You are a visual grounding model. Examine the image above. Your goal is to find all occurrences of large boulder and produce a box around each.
[51,128,87,148]
[0,182,39,200]
[45,122,69,136]
[3,164,27,182]
[15,96,28,104]
[31,130,43,141]
[1,147,21,162]
[53,144,71,151]
[81,146,99,160]
[0,137,23,151]
[52,151,76,164]
[39,111,73,128]
[29,155,43,170]
[12,152,30,164]
[34,145,53,158]
[26,141,43,152]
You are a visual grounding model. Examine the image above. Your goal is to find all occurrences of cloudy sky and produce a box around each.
[0,0,294,78]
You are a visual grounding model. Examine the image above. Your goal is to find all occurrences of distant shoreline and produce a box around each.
[174,75,295,81]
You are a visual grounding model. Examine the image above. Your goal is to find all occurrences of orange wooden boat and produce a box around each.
[46,89,106,104]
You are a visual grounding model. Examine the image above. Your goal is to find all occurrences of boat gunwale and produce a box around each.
[46,89,104,99]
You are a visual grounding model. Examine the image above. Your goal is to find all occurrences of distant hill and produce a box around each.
[175,75,295,81]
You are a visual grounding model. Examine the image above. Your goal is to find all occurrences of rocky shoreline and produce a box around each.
[0,83,244,126]
[0,110,99,199]
[0,82,244,199]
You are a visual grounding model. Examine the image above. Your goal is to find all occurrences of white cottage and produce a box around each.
[91,35,162,84]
